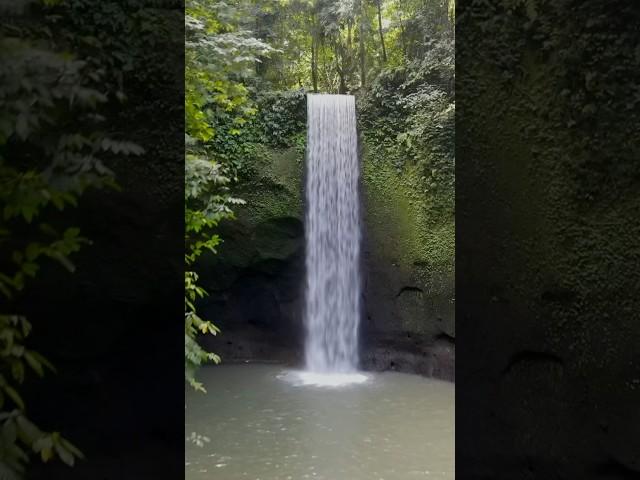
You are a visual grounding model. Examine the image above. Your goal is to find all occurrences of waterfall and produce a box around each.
[304,94,361,374]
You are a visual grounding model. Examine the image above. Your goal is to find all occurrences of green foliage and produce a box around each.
[239,0,455,234]
[1,1,145,477]
[0,316,83,479]
[185,0,272,391]
[255,90,307,147]
[203,89,307,185]
[184,155,240,391]
[186,0,272,143]
[359,34,454,220]
[184,270,220,393]
[253,0,453,93]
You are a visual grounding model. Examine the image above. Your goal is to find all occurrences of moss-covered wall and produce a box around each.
[237,146,304,224]
[361,137,454,340]
[196,143,306,360]
[456,1,640,477]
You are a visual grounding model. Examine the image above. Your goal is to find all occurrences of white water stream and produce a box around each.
[304,94,361,375]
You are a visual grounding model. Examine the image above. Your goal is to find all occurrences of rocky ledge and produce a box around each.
[202,325,454,382]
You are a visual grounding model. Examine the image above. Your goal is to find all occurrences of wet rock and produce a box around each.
[360,333,455,381]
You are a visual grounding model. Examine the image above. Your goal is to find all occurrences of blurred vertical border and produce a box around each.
[456,1,640,478]
[1,1,185,478]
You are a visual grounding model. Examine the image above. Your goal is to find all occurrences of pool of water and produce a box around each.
[185,364,454,480]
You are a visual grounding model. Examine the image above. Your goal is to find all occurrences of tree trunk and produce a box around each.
[347,19,354,88]
[311,35,319,92]
[398,10,408,57]
[358,0,366,87]
[359,24,366,86]
[358,0,367,88]
[255,15,266,76]
[339,47,348,93]
[377,0,387,63]
[338,71,347,93]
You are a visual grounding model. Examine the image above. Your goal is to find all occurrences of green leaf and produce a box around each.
[41,447,54,463]
[26,351,55,373]
[25,243,40,261]
[59,437,84,459]
[49,253,75,272]
[22,263,38,278]
[32,435,53,453]
[54,442,75,466]
[16,414,41,443]
[2,418,17,443]
[3,386,24,410]
[11,361,25,383]
[24,351,44,377]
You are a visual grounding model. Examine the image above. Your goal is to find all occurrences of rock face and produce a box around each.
[455,2,640,477]
[199,136,455,381]
[359,137,455,379]
[197,146,305,364]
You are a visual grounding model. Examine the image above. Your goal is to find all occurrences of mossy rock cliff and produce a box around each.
[200,137,455,358]
[198,102,454,377]
[361,137,454,342]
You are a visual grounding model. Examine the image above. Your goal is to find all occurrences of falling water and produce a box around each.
[304,94,361,374]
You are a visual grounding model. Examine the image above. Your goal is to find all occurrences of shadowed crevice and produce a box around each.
[502,350,564,375]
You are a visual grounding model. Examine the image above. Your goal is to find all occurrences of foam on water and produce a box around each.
[278,369,369,388]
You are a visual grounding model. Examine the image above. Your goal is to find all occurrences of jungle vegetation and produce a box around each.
[184,0,455,388]
[1,0,174,478]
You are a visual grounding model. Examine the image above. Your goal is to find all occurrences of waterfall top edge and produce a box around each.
[306,93,355,98]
